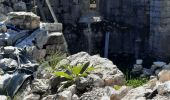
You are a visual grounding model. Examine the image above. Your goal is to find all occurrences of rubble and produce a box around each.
[7,12,40,30]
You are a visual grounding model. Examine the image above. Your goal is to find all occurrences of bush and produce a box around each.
[126,78,149,88]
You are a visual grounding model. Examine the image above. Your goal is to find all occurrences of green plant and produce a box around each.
[53,62,96,92]
[126,78,149,88]
[39,52,66,71]
[113,85,122,90]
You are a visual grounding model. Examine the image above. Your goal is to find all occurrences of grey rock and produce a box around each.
[31,79,49,94]
[88,74,104,87]
[57,52,125,86]
[57,90,72,100]
[122,86,152,100]
[40,22,63,32]
[7,12,40,30]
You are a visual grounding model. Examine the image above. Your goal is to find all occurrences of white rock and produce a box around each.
[136,59,143,65]
[58,90,72,100]
[0,95,7,100]
[122,86,152,100]
[72,94,79,100]
[23,94,40,100]
[157,81,170,95]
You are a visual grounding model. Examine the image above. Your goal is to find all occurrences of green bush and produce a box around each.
[126,78,149,88]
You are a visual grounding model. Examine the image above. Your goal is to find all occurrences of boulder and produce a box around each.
[122,86,152,100]
[157,81,170,95]
[0,95,7,100]
[57,52,125,86]
[7,12,40,30]
[136,59,143,65]
[158,70,170,83]
[153,62,166,68]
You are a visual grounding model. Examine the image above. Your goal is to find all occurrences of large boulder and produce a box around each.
[7,12,40,30]
[57,52,125,86]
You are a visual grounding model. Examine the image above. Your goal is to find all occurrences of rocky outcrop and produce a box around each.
[7,12,40,30]
[57,52,125,86]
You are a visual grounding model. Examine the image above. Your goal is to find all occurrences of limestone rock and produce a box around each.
[153,62,166,68]
[57,52,125,86]
[72,94,79,100]
[157,81,170,95]
[0,95,7,100]
[23,93,40,100]
[122,86,152,100]
[57,90,72,100]
[7,12,40,30]
[158,70,170,83]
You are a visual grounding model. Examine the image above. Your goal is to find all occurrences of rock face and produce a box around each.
[57,52,125,86]
[7,12,40,30]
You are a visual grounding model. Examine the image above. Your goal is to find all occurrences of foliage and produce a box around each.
[126,78,149,88]
[125,69,149,88]
[38,52,66,71]
[53,63,96,92]
[113,85,122,90]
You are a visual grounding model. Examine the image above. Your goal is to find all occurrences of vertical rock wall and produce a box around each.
[150,0,170,59]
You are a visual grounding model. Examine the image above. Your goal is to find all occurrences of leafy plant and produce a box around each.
[126,78,149,88]
[38,52,66,72]
[53,62,96,92]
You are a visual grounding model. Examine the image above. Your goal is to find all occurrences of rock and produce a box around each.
[76,77,93,92]
[142,68,153,76]
[158,70,170,83]
[31,79,49,94]
[23,93,40,100]
[88,74,104,87]
[42,95,56,100]
[132,64,143,74]
[101,95,110,100]
[13,1,27,11]
[157,81,170,95]
[122,86,152,100]
[3,46,16,54]
[0,58,18,70]
[0,68,4,75]
[0,95,7,100]
[0,22,7,33]
[58,90,72,100]
[7,12,40,30]
[136,59,143,65]
[72,94,79,100]
[40,22,63,32]
[153,62,166,67]
[67,85,76,95]
[32,48,46,61]
[57,52,125,86]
